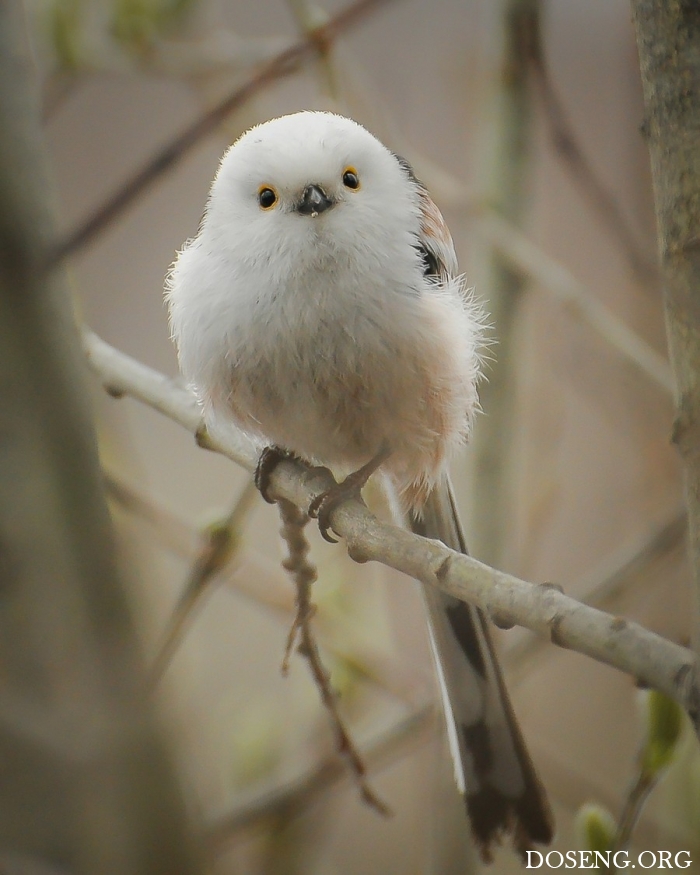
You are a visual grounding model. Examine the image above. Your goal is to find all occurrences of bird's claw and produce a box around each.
[308,444,392,543]
[308,483,365,544]
[255,446,297,503]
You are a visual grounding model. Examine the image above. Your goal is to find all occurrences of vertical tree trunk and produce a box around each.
[468,0,538,568]
[631,3,700,672]
[0,4,201,873]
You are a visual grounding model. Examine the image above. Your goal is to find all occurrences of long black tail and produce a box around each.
[410,476,553,862]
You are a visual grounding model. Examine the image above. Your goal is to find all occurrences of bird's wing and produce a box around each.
[394,153,459,280]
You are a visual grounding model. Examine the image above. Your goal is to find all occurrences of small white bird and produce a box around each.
[166,110,552,860]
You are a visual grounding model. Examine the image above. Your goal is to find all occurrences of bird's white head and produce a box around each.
[201,111,423,275]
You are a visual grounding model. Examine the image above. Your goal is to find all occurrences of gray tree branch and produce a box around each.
[83,331,700,726]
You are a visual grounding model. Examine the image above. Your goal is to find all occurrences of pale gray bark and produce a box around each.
[0,4,200,873]
[631,2,700,670]
[83,331,700,725]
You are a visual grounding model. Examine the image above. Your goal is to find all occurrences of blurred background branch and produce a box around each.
[468,0,538,568]
[506,506,687,685]
[203,705,434,854]
[148,480,258,687]
[526,8,656,286]
[0,2,200,872]
[465,204,674,394]
[46,0,392,267]
[19,0,700,869]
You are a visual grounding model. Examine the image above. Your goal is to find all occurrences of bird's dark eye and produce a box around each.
[258,186,278,209]
[342,167,360,190]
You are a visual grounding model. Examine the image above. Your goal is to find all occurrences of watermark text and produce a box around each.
[525,851,692,869]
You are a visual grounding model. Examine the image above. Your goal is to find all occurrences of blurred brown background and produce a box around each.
[30,0,698,871]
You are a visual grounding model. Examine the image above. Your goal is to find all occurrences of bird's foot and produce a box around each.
[308,443,391,544]
[254,446,300,504]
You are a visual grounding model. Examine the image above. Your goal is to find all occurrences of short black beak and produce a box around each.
[297,184,334,216]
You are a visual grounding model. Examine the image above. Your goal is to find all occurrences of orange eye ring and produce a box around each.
[258,185,278,209]
[342,167,360,190]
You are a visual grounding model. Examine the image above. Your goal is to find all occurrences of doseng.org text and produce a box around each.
[526,851,692,869]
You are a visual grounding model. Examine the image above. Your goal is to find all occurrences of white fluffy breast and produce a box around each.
[166,111,483,502]
[167,112,425,409]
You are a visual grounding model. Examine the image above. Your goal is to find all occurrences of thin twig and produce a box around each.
[286,0,338,99]
[204,705,433,853]
[105,468,425,704]
[611,770,655,856]
[278,499,316,675]
[148,481,258,687]
[45,0,396,268]
[104,468,196,558]
[106,467,293,616]
[82,330,700,724]
[277,499,391,816]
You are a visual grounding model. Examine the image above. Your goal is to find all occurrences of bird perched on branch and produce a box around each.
[166,110,552,860]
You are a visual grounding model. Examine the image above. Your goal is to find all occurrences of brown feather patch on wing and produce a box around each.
[393,153,459,280]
